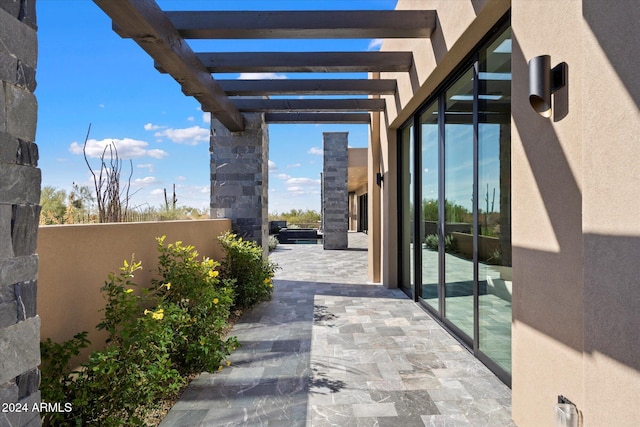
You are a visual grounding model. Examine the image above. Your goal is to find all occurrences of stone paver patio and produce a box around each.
[160,233,515,426]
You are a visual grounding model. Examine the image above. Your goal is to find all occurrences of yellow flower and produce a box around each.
[226,360,231,366]
[125,289,134,293]
[208,270,219,278]
[151,309,164,320]
[264,278,271,284]
[218,365,223,371]
[164,283,171,290]
[213,298,219,304]
[144,309,150,315]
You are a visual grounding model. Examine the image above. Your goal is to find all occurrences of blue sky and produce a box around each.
[36,0,396,213]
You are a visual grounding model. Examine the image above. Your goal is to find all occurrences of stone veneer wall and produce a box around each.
[322,133,348,249]
[0,1,42,426]
[210,113,269,256]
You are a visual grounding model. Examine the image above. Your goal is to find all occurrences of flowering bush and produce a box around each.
[40,237,239,426]
[153,236,237,373]
[218,232,278,308]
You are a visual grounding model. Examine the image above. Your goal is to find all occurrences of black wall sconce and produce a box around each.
[528,55,567,118]
[376,172,384,186]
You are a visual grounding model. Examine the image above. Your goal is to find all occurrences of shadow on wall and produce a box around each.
[511,32,639,373]
[583,0,640,109]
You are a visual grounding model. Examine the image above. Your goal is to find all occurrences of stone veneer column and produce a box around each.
[0,1,43,426]
[322,132,348,250]
[210,113,269,256]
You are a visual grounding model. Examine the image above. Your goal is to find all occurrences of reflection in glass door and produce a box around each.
[398,22,512,384]
[419,102,439,311]
[443,67,475,340]
[478,28,512,373]
[399,124,415,298]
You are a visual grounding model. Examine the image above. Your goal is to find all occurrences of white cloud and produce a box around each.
[69,138,168,160]
[138,163,154,172]
[150,188,164,196]
[176,175,187,182]
[147,149,169,159]
[202,112,211,124]
[287,163,301,169]
[268,160,277,171]
[98,103,105,108]
[287,186,304,193]
[144,123,161,131]
[276,173,291,180]
[368,38,384,51]
[153,126,209,145]
[308,147,323,156]
[238,72,287,80]
[187,116,194,122]
[133,176,158,187]
[286,177,321,186]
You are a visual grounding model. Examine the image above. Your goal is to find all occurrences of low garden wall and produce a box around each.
[36,219,231,363]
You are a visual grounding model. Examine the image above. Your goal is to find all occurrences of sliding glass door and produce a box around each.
[419,102,439,312]
[443,67,475,341]
[399,124,415,298]
[398,21,512,384]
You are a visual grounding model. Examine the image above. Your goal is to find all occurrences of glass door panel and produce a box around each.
[399,124,415,298]
[444,67,475,339]
[419,101,439,311]
[478,28,512,374]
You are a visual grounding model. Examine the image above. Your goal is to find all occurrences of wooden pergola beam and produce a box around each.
[92,0,244,131]
[232,98,385,112]
[194,52,414,73]
[265,113,371,124]
[218,79,397,96]
[165,10,435,39]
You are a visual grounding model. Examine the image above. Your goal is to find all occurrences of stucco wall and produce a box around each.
[513,1,640,426]
[37,220,231,364]
[378,0,640,425]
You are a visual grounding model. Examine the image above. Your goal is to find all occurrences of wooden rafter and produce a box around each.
[265,113,371,124]
[93,0,244,131]
[232,98,386,113]
[165,10,435,39]
[217,79,397,96]
[193,52,414,73]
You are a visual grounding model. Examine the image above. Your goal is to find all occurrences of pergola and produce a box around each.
[92,0,436,131]
[92,0,436,258]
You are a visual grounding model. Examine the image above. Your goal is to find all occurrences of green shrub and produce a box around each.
[423,234,457,252]
[424,234,439,250]
[268,235,279,252]
[40,238,240,426]
[218,232,278,309]
[153,236,238,373]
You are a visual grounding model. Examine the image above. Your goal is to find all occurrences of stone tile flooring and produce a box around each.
[159,233,515,426]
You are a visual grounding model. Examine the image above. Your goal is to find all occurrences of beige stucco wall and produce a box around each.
[37,219,231,363]
[513,1,640,426]
[580,0,640,425]
[511,1,586,424]
[377,0,640,425]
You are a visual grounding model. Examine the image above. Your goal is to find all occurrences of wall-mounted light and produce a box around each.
[376,172,384,186]
[528,55,567,118]
[554,395,578,427]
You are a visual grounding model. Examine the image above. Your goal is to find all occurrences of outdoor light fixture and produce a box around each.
[554,395,578,427]
[528,55,567,118]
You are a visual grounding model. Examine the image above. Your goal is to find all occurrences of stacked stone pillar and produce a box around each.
[210,113,269,256]
[0,1,42,425]
[322,133,349,250]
